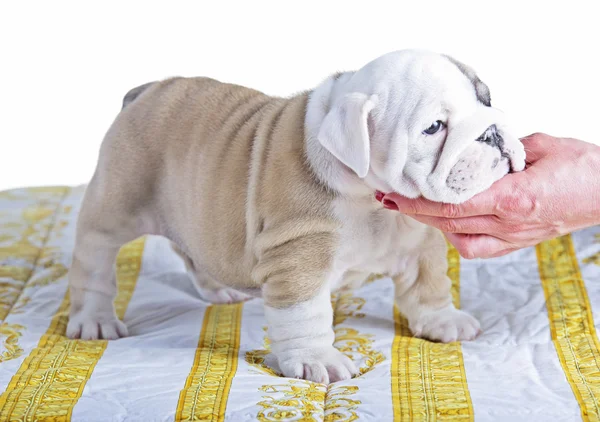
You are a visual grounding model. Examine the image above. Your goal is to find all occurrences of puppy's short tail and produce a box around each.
[122,82,156,109]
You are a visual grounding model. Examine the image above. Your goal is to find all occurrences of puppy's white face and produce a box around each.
[314,50,525,204]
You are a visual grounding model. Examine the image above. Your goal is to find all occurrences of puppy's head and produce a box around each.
[312,49,525,204]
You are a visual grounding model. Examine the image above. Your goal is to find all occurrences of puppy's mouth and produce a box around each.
[475,124,514,173]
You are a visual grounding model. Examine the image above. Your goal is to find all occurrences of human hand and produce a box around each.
[382,133,600,259]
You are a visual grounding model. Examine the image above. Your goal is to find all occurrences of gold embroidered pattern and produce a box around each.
[246,286,384,421]
[0,236,145,421]
[176,303,243,421]
[10,296,30,314]
[583,234,600,266]
[391,244,474,421]
[255,380,360,422]
[364,273,384,285]
[257,381,327,421]
[334,327,384,376]
[0,323,25,362]
[537,235,600,421]
[324,385,361,422]
[333,292,385,375]
[247,291,384,376]
[334,293,366,325]
[0,187,69,321]
[246,326,279,377]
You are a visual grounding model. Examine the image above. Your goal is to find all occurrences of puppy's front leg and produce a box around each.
[394,230,480,343]
[263,285,357,383]
[255,236,358,384]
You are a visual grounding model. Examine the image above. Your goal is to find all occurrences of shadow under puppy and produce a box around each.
[67,49,525,383]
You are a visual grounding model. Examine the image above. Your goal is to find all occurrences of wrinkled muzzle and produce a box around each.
[424,107,525,203]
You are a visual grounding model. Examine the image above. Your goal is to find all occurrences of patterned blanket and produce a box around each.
[0,186,599,421]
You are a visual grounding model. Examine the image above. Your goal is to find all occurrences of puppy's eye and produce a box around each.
[423,120,444,135]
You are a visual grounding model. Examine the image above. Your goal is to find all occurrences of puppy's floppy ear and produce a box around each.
[317,93,377,178]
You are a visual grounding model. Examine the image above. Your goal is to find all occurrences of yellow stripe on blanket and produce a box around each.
[391,245,474,421]
[537,235,600,421]
[0,237,145,421]
[175,303,243,422]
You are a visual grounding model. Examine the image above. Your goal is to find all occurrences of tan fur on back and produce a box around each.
[93,77,337,307]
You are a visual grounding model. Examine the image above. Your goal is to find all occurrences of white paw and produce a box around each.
[67,310,128,340]
[198,287,252,304]
[410,306,481,343]
[277,347,359,384]
[66,289,127,340]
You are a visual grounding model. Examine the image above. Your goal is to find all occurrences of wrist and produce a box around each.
[576,141,600,228]
[590,143,600,225]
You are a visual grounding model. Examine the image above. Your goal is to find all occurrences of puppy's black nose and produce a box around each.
[475,124,503,149]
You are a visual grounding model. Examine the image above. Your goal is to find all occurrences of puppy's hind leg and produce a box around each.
[393,229,480,343]
[170,242,252,304]
[66,181,147,340]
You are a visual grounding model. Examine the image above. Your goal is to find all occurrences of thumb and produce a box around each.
[520,133,554,165]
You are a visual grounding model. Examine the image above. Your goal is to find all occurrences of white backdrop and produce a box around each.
[1,1,598,190]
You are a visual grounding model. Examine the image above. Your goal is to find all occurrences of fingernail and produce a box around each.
[374,190,385,202]
[383,199,399,211]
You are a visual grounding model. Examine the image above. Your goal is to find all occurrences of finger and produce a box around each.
[445,233,514,259]
[520,133,554,165]
[384,170,532,220]
[383,189,500,219]
[410,214,546,243]
[408,214,502,235]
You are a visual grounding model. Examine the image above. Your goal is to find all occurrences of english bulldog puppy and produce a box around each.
[67,49,525,383]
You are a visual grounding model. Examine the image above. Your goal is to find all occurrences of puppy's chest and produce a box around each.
[333,205,426,277]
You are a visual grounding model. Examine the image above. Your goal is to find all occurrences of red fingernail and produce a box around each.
[383,199,399,211]
[375,190,385,202]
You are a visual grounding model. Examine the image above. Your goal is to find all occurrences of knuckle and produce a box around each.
[441,203,461,218]
[439,218,459,233]
[521,132,557,155]
[400,198,422,215]
[523,132,551,144]
[496,184,537,216]
[505,229,525,242]
[530,132,548,139]
[408,202,422,215]
[505,192,526,213]
[501,221,525,237]
[520,191,539,215]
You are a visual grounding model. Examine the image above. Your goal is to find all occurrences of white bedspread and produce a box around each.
[0,185,599,421]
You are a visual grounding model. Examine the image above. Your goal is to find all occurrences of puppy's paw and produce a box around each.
[67,310,128,340]
[198,287,252,304]
[410,306,480,343]
[66,289,127,340]
[277,347,358,384]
